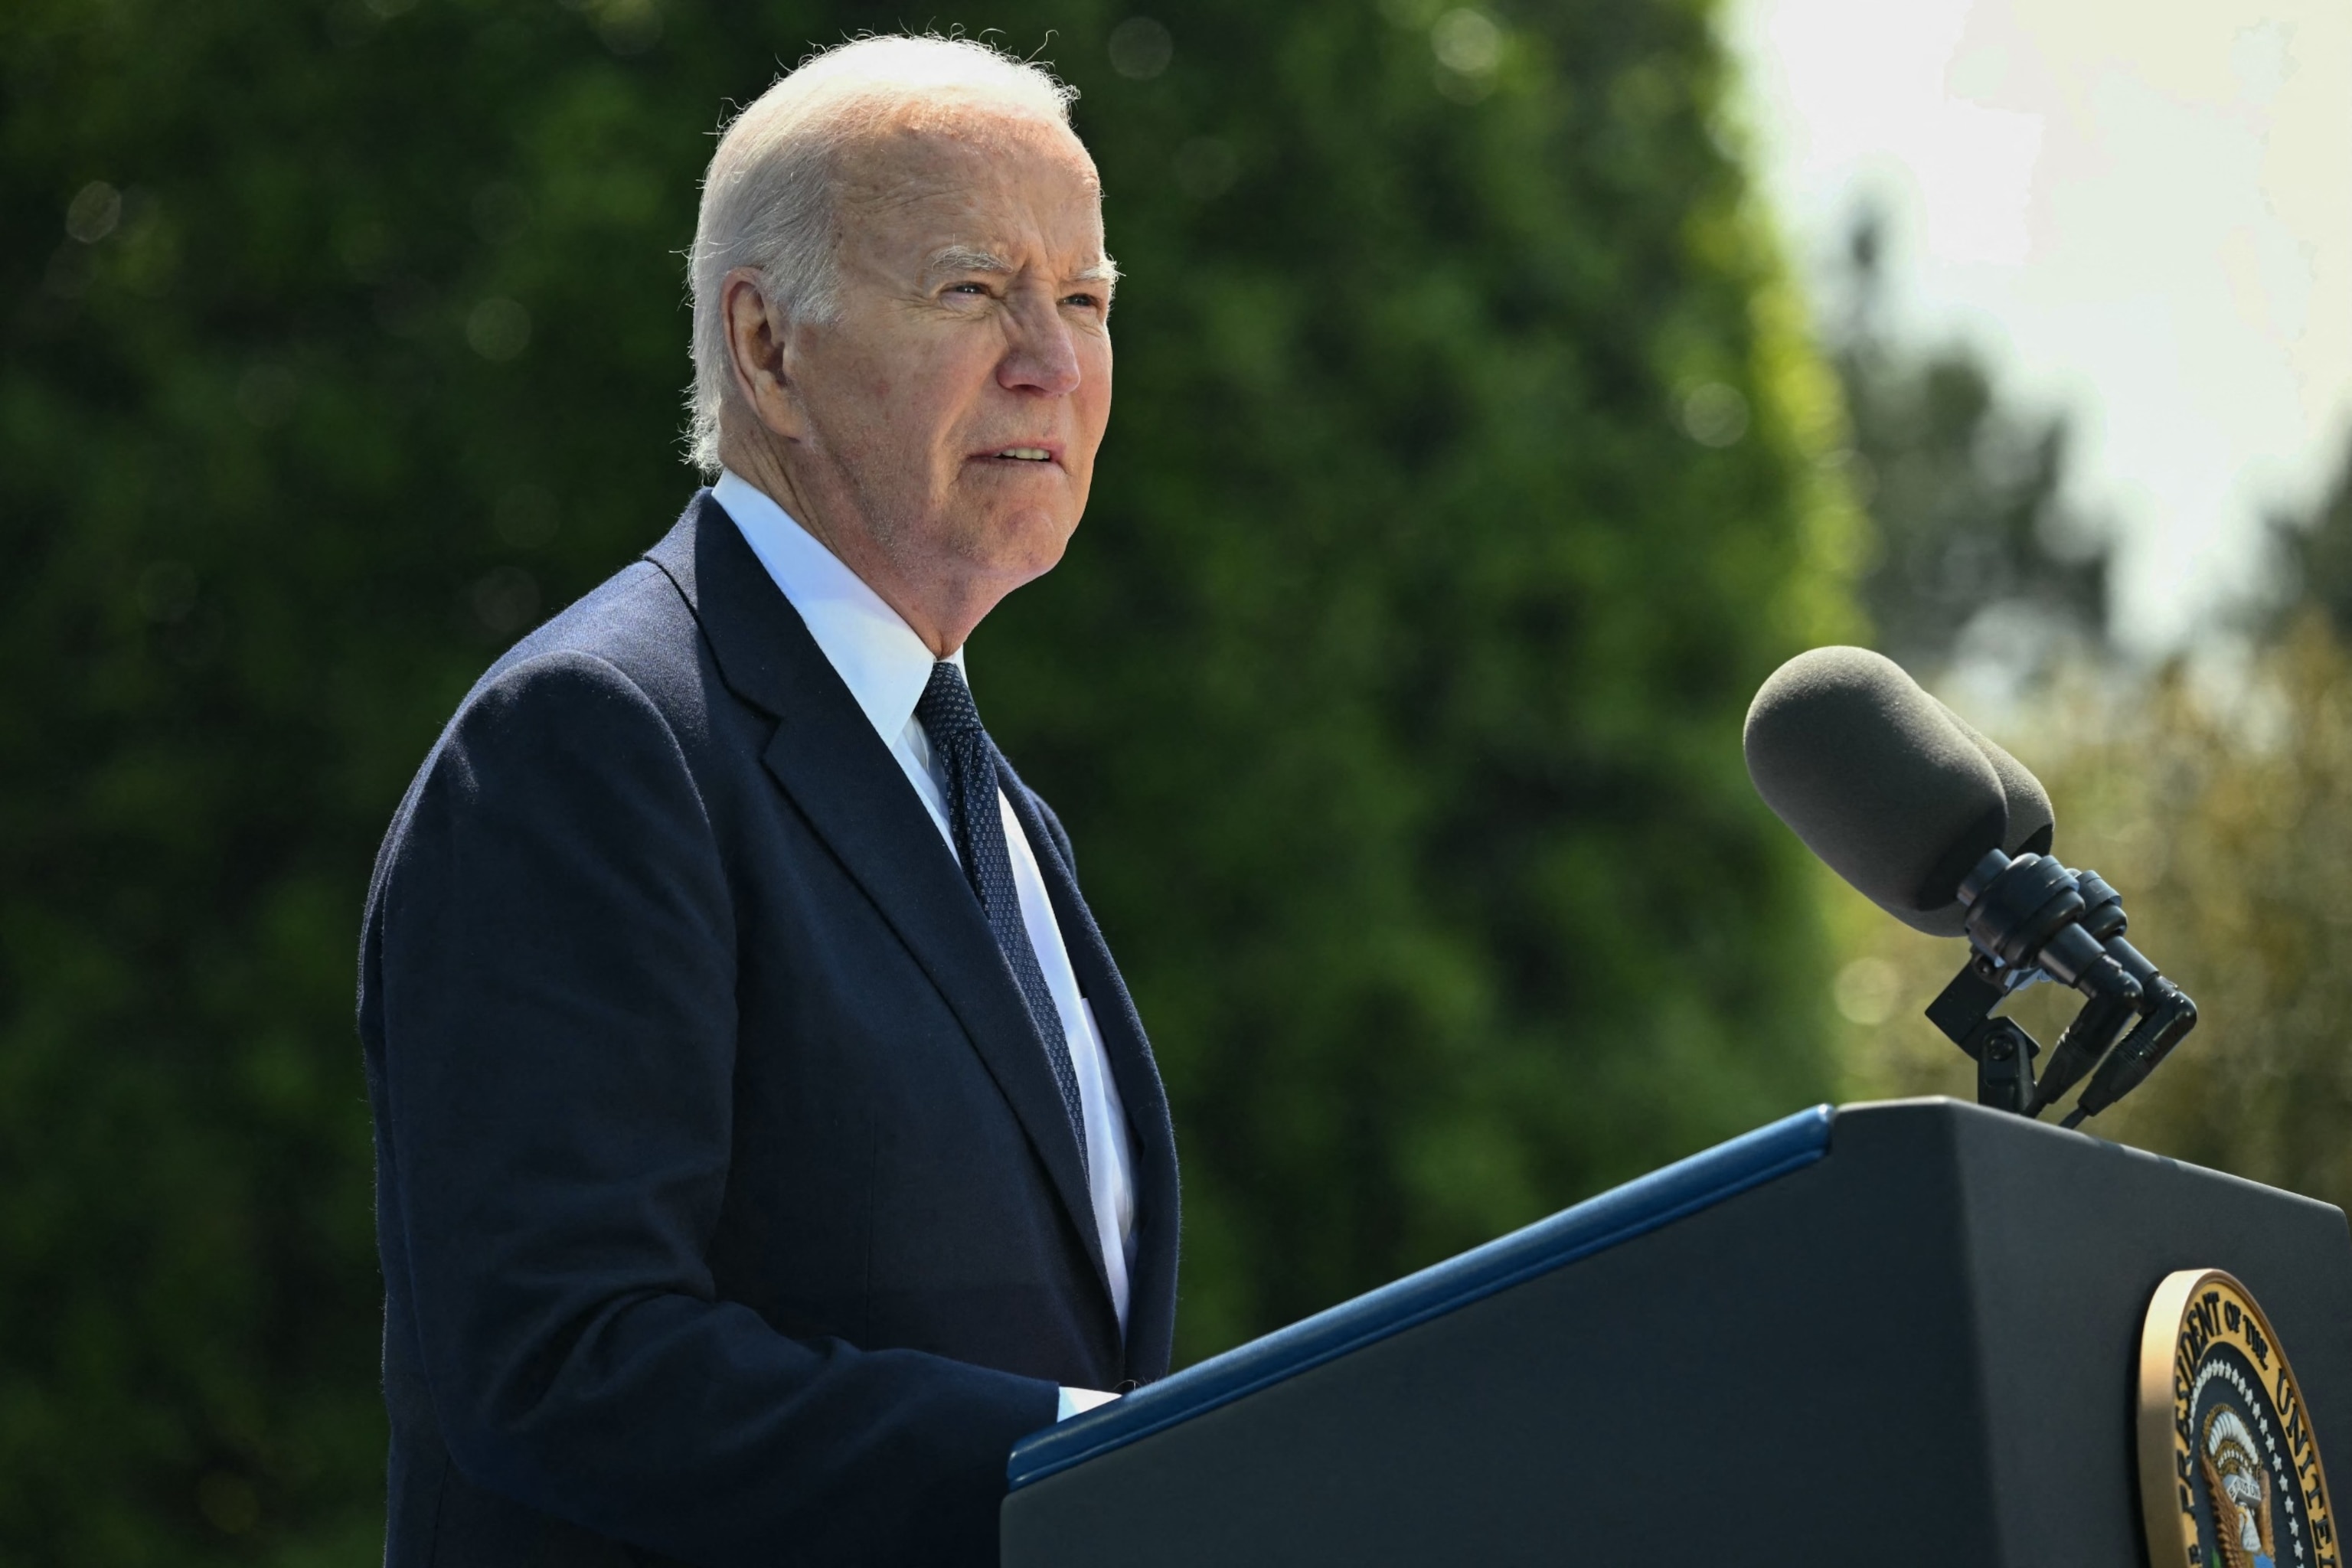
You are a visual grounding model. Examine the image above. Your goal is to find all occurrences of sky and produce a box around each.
[1723,0,2352,652]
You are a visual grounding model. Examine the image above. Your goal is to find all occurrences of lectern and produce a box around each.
[1002,1099,2352,1566]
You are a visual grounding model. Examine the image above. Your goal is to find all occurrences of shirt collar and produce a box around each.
[711,469,964,745]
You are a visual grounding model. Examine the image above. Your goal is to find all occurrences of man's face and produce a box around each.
[781,106,1113,613]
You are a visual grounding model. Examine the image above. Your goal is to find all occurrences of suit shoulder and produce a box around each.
[376,562,713,873]
[487,559,704,697]
[423,556,733,766]
[360,554,717,1011]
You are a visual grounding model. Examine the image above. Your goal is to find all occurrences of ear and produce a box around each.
[721,268,808,442]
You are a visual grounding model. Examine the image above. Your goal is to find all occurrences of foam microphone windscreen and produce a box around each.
[1940,705,2056,861]
[1743,647,2017,936]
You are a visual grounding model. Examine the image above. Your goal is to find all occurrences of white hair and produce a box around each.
[684,35,1081,473]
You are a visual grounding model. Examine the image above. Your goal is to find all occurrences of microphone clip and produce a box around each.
[1924,955,2042,1116]
[1922,849,2197,1125]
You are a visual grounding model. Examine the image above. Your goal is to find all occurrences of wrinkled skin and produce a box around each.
[720,100,1116,655]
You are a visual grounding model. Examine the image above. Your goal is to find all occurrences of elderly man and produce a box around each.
[357,36,1178,1566]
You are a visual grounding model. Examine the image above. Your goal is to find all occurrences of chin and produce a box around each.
[963,506,1079,583]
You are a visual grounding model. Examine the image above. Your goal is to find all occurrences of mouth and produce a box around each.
[973,443,1063,467]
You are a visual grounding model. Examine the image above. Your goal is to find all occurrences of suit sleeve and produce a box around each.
[373,649,1056,1564]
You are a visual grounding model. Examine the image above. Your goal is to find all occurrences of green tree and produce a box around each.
[2266,428,2352,637]
[1828,210,2110,679]
[1,0,1854,1557]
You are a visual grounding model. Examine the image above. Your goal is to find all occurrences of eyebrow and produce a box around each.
[928,246,1015,277]
[924,247,1121,292]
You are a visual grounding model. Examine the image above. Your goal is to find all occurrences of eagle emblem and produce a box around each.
[2203,1404,2279,1568]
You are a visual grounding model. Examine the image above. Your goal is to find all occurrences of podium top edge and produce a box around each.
[1006,1102,1834,1491]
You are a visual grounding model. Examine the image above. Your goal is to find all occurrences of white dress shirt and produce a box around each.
[713,472,1138,1348]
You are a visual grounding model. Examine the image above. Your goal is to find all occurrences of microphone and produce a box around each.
[1743,646,2194,1122]
[1743,647,2053,936]
[2043,869,2198,1125]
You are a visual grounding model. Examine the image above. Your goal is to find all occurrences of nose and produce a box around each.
[998,292,1083,397]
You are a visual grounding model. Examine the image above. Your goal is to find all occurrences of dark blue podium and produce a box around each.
[1001,1098,2352,1566]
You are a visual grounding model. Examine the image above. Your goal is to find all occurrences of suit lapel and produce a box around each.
[998,763,1183,1384]
[642,494,1109,1317]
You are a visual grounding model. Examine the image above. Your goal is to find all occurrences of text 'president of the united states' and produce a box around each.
[357,35,1179,1566]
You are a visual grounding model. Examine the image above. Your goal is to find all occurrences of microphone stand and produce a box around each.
[1920,851,2197,1124]
[1925,957,2043,1116]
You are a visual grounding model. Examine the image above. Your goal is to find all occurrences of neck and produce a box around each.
[719,429,988,658]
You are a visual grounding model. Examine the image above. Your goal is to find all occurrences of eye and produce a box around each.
[1062,290,1106,312]
[944,281,991,298]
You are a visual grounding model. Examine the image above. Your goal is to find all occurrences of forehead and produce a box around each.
[832,103,1105,260]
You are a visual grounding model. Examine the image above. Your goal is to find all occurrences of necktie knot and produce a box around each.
[915,659,986,753]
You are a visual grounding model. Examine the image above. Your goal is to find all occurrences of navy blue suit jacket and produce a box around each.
[357,491,1180,1565]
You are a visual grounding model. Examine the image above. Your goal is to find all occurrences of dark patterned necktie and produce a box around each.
[914,660,1090,1178]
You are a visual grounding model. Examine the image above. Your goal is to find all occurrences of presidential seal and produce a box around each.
[2139,1269,2340,1568]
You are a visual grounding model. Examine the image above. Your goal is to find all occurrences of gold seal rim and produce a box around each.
[2137,1267,2336,1568]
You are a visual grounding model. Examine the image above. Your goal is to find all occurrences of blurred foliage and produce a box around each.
[1,0,1855,1557]
[1828,208,2109,681]
[1828,300,2352,1163]
[2267,428,2352,640]
[1824,201,2352,1243]
[1837,625,2352,1218]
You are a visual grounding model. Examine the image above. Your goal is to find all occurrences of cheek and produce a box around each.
[848,387,962,494]
[831,340,959,456]
[1075,342,1114,444]
[912,353,1008,466]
